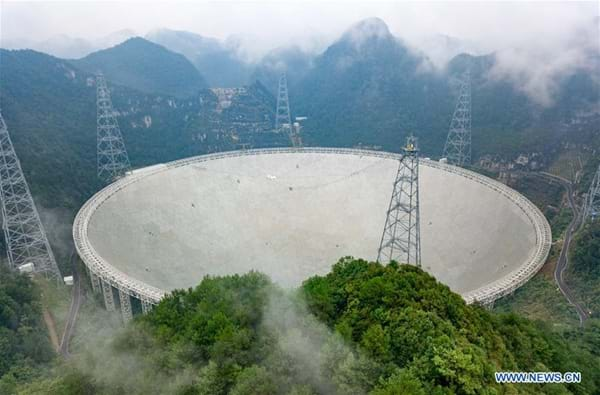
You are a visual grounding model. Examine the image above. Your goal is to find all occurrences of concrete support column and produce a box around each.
[119,290,133,322]
[90,271,101,294]
[101,280,116,312]
[141,300,153,314]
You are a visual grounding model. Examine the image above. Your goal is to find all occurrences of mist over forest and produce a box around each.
[0,2,599,395]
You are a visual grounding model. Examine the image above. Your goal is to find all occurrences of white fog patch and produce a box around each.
[487,20,599,107]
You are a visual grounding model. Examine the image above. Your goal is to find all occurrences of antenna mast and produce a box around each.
[0,111,61,280]
[97,73,131,181]
[443,69,472,166]
[377,135,421,267]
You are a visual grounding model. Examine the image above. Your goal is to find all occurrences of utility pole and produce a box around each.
[0,111,61,280]
[443,69,472,166]
[377,135,421,267]
[97,73,131,182]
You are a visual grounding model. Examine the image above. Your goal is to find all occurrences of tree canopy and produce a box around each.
[15,258,599,394]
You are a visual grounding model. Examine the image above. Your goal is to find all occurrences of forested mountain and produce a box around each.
[1,29,137,59]
[132,19,600,162]
[292,17,452,153]
[1,18,597,205]
[0,48,284,270]
[0,267,54,391]
[446,53,600,160]
[72,37,208,97]
[250,45,315,95]
[11,259,600,394]
[0,49,280,208]
[146,29,253,87]
[291,17,600,159]
[0,49,98,209]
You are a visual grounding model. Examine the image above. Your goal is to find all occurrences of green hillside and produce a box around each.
[146,29,253,88]
[11,259,600,394]
[290,19,599,160]
[293,18,452,155]
[0,266,55,393]
[72,37,208,98]
[0,48,284,270]
[568,221,600,318]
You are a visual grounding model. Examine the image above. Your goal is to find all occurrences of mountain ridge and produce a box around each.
[72,37,208,97]
[146,28,253,87]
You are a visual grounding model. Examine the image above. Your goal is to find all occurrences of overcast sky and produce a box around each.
[1,1,597,54]
[2,1,598,105]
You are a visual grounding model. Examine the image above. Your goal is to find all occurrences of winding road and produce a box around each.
[538,172,589,326]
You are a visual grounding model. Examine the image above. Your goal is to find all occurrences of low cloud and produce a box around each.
[487,18,599,106]
[2,2,598,106]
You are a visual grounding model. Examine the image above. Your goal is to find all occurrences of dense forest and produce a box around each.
[7,258,600,394]
[0,267,55,393]
[73,37,208,98]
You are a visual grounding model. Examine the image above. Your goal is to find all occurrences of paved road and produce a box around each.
[538,172,589,326]
[59,249,83,357]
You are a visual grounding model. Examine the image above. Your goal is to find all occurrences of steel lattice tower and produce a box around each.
[377,135,421,267]
[443,69,472,166]
[290,123,303,148]
[0,111,61,280]
[584,164,600,221]
[275,73,292,132]
[97,73,131,181]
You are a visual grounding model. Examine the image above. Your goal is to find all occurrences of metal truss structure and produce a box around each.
[584,164,600,221]
[275,73,292,131]
[97,73,131,182]
[443,69,472,166]
[377,136,421,267]
[0,111,61,280]
[118,289,133,322]
[275,73,304,148]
